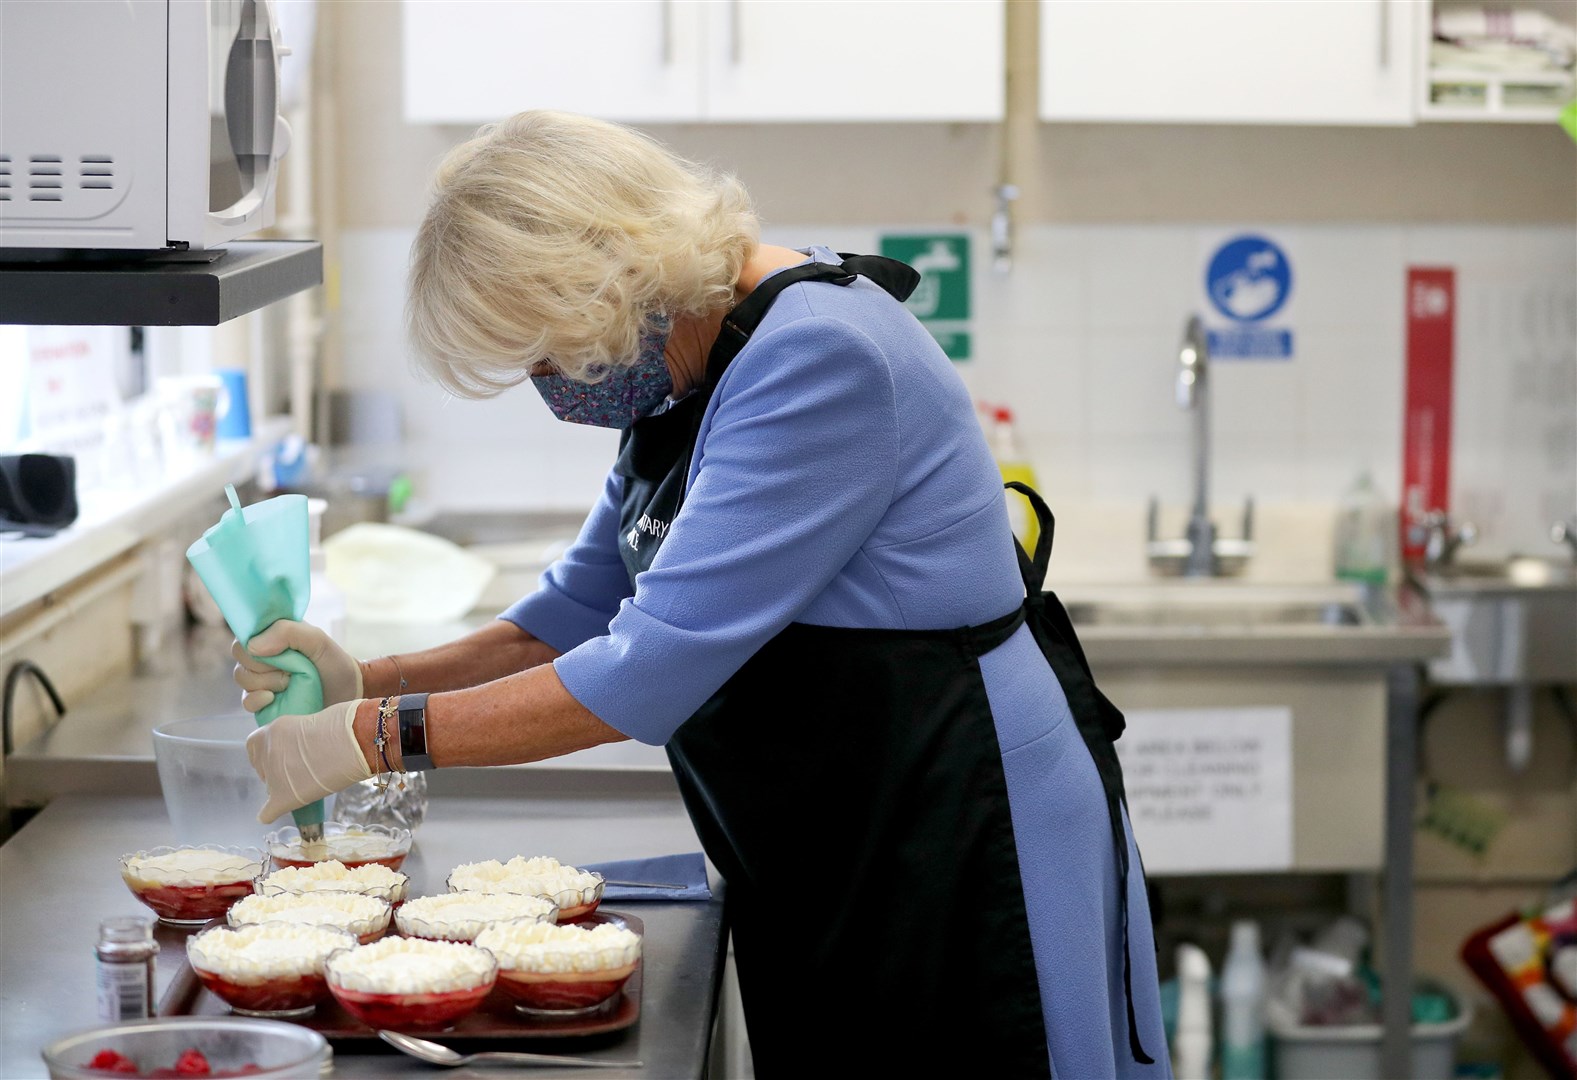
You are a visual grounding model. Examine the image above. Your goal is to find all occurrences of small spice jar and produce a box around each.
[96,916,157,1021]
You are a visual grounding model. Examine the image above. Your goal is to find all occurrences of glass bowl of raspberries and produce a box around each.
[41,1017,328,1079]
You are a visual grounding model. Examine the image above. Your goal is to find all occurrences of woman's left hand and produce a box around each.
[245,700,371,823]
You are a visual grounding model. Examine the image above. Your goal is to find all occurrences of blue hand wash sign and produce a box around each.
[1203,234,1294,360]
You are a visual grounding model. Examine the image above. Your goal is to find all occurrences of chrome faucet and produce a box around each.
[1416,510,1477,570]
[1553,519,1577,561]
[1147,316,1253,576]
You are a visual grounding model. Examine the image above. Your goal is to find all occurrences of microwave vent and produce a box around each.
[27,155,63,201]
[79,155,115,191]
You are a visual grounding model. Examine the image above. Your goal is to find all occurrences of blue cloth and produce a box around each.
[581,852,712,902]
[502,248,1171,1077]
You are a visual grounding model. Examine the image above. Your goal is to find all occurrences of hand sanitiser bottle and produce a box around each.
[1334,469,1394,585]
[1221,919,1268,1080]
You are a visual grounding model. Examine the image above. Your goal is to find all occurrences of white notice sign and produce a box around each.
[1115,707,1293,874]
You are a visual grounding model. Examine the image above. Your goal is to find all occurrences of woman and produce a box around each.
[237,110,1169,1077]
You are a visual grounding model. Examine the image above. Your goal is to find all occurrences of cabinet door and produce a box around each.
[403,0,704,124]
[1040,0,1415,125]
[703,0,1003,122]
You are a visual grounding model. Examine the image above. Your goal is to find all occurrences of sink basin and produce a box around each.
[1414,558,1577,685]
[1066,599,1365,629]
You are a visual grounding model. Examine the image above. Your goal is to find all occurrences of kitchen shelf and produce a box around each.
[1419,67,1573,122]
[0,240,322,326]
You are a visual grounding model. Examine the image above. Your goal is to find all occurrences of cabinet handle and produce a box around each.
[660,0,672,65]
[1377,0,1390,70]
[730,0,741,65]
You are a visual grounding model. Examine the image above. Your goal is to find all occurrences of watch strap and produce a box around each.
[397,692,434,772]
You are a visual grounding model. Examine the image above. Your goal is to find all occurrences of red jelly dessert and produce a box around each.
[264,824,410,872]
[187,923,355,1018]
[324,937,496,1031]
[118,846,263,926]
[474,920,640,1015]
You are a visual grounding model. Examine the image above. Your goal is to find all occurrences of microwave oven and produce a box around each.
[0,0,291,254]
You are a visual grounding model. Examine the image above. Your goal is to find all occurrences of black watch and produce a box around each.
[397,693,434,772]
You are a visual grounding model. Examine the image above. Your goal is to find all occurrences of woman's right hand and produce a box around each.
[232,620,365,714]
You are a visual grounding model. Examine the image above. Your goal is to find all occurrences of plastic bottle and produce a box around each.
[302,497,347,643]
[1221,919,1268,1080]
[1333,469,1394,585]
[1173,942,1214,1080]
[983,403,1041,553]
[96,916,157,1022]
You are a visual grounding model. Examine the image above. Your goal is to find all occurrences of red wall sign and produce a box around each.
[1400,268,1456,564]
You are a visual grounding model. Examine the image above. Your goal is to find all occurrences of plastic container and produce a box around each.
[1269,1002,1471,1080]
[151,715,290,847]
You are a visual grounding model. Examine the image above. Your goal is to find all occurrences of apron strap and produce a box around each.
[708,254,920,386]
[1007,479,1154,1066]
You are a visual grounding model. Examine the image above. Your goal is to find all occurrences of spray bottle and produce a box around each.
[982,403,1040,553]
[1221,919,1268,1080]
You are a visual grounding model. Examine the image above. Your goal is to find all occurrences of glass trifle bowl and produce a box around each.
[447,856,604,921]
[227,890,393,945]
[186,923,355,1018]
[325,938,497,1032]
[475,920,642,1017]
[118,845,264,926]
[264,823,411,872]
[256,859,409,908]
[396,891,558,944]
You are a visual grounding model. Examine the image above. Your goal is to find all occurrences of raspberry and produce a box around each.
[174,1048,212,1077]
[87,1049,138,1074]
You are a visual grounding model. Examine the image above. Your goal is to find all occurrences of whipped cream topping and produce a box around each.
[269,826,406,864]
[228,891,391,935]
[396,891,557,940]
[448,856,602,904]
[121,847,262,888]
[259,860,408,901]
[325,937,496,994]
[188,923,353,983]
[475,921,642,975]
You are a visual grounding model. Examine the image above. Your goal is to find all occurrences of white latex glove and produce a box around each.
[232,619,364,714]
[245,699,371,823]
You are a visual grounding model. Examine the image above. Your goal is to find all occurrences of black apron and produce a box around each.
[614,254,1153,1076]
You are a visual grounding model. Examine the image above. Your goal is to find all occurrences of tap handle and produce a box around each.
[1552,519,1577,558]
[1241,495,1255,542]
[1146,496,1159,542]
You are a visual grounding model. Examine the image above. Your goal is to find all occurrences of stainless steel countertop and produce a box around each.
[0,794,724,1079]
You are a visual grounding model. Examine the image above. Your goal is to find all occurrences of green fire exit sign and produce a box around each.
[879,232,972,361]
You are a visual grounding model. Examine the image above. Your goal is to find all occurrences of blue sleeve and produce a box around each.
[552,317,901,745]
[499,468,634,654]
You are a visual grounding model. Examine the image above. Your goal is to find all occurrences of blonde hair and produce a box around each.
[406,111,759,396]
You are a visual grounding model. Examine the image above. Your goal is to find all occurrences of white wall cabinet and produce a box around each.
[1040,0,1417,126]
[404,0,1003,125]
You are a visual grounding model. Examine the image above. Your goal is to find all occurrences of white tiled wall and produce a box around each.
[339,223,1576,557]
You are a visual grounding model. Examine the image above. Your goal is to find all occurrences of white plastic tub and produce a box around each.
[1269,1003,1471,1080]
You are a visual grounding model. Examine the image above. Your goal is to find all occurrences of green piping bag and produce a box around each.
[186,485,325,834]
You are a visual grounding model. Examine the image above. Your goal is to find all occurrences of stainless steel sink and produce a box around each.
[1414,558,1577,685]
[1065,599,1365,629]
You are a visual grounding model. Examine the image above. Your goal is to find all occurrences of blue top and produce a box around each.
[502,247,1171,1077]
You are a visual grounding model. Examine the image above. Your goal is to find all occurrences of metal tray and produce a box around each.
[157,911,642,1045]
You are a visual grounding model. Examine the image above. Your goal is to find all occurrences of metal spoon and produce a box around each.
[378,1030,642,1069]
